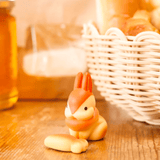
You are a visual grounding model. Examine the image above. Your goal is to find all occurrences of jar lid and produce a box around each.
[0,0,15,9]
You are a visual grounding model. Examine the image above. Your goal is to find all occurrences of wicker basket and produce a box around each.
[83,23,160,125]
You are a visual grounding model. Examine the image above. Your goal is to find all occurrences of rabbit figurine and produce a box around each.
[65,72,107,140]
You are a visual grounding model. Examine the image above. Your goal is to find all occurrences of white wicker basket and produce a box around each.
[83,23,160,125]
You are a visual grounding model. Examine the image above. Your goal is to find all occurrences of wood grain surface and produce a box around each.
[0,100,160,160]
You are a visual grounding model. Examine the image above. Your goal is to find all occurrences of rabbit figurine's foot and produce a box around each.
[71,139,88,153]
[88,116,107,140]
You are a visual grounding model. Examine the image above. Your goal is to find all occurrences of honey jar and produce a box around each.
[0,0,18,110]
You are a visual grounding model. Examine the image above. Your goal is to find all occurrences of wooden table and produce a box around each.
[0,100,160,160]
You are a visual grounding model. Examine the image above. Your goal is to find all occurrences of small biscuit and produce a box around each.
[44,134,88,154]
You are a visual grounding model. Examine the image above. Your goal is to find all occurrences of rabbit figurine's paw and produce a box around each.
[71,139,88,153]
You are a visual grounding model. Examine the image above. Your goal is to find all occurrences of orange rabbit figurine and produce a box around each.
[65,72,107,140]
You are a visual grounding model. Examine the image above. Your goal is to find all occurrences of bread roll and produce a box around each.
[96,0,140,34]
[140,0,154,11]
[150,0,160,8]
[133,10,151,22]
[122,10,159,36]
[140,0,160,11]
[151,7,160,30]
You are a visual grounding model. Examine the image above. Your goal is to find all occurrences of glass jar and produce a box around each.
[0,0,18,110]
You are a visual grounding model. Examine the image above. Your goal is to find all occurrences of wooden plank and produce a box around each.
[0,100,160,160]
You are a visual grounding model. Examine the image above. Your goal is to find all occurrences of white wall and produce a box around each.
[12,0,96,47]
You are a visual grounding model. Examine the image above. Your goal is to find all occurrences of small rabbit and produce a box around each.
[65,72,107,140]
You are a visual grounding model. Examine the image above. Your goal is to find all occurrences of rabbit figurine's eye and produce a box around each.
[84,106,88,111]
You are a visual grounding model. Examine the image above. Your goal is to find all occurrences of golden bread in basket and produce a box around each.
[96,0,140,34]
[122,10,159,36]
[96,0,160,35]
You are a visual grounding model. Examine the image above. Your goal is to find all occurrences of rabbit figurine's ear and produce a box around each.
[74,72,83,89]
[82,72,92,92]
[88,73,92,92]
[82,73,88,91]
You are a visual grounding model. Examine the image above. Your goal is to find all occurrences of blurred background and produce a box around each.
[2,0,160,110]
[11,0,102,100]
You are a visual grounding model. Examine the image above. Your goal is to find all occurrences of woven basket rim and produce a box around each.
[83,22,160,41]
